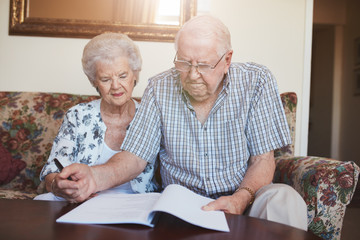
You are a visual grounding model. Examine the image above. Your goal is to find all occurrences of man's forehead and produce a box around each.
[177,40,219,59]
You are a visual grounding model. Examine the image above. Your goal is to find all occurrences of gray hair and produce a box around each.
[82,32,142,86]
[175,15,232,57]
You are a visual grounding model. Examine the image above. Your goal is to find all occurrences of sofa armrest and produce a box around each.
[273,156,359,239]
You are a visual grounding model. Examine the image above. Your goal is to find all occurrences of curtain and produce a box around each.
[114,0,160,24]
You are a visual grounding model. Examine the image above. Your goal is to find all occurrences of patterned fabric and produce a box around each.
[274,92,360,240]
[0,188,38,200]
[0,142,26,184]
[274,92,297,157]
[0,92,100,197]
[122,63,291,198]
[39,98,158,193]
[274,157,359,240]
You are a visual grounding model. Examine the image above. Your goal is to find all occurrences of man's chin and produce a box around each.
[188,93,208,102]
[183,87,208,101]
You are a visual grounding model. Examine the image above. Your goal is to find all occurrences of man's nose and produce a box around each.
[189,65,201,79]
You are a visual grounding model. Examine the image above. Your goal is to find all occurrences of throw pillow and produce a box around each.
[0,143,26,185]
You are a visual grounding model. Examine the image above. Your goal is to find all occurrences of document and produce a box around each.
[56,184,230,232]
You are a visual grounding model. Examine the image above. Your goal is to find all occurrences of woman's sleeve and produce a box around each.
[39,108,79,181]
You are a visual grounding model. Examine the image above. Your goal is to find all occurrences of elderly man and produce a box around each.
[60,15,307,230]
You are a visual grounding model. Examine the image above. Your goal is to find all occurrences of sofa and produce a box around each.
[0,91,358,240]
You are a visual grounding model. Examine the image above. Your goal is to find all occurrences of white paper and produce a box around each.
[56,193,160,226]
[152,184,230,232]
[56,184,229,232]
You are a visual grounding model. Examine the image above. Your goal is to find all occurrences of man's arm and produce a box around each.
[202,151,275,214]
[56,151,147,202]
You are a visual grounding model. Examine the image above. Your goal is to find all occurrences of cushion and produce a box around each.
[0,143,26,185]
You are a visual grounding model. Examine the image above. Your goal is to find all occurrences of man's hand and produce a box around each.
[47,151,147,203]
[52,163,97,203]
[202,151,275,214]
[202,188,252,214]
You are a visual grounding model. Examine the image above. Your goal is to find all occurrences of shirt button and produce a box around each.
[204,153,208,157]
[204,126,207,131]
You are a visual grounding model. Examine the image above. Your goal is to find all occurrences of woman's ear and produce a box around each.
[92,80,101,95]
[95,87,101,96]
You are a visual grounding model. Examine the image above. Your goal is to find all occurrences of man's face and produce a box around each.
[176,34,232,103]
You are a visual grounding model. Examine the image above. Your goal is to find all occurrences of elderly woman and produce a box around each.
[35,32,158,201]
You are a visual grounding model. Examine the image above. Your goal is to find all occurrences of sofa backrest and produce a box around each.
[0,91,296,192]
[274,92,297,158]
[0,92,99,192]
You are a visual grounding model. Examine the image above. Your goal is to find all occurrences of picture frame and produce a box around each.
[9,0,197,42]
[354,68,360,96]
[355,37,360,67]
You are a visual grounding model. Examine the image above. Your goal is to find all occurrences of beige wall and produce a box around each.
[0,0,313,156]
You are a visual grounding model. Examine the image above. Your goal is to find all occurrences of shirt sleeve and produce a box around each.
[121,80,162,164]
[39,108,79,181]
[245,67,292,156]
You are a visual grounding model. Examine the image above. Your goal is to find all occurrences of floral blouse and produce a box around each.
[39,99,159,193]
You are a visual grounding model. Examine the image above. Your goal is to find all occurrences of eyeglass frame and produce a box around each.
[173,51,227,74]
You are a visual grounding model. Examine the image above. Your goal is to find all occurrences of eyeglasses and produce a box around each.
[173,52,227,74]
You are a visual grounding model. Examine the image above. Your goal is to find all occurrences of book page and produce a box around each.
[56,192,161,226]
[56,184,229,232]
[151,184,230,232]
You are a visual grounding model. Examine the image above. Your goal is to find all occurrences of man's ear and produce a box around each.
[224,50,233,73]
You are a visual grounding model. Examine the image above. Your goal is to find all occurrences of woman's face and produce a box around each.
[94,56,136,108]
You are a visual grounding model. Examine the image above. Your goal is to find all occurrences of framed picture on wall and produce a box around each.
[355,37,360,67]
[355,68,360,96]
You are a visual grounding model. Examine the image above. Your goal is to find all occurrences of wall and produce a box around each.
[308,26,334,157]
[313,0,346,25]
[313,0,360,165]
[341,0,360,165]
[0,0,312,156]
[312,0,346,160]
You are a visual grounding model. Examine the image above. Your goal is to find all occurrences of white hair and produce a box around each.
[82,32,142,86]
[175,15,232,56]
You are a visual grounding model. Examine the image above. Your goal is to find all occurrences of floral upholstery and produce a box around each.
[274,92,360,240]
[274,92,297,157]
[0,92,99,199]
[1,91,359,239]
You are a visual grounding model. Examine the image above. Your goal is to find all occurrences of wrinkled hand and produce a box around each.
[52,163,97,203]
[202,191,250,215]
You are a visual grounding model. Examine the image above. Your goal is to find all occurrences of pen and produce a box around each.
[54,158,72,180]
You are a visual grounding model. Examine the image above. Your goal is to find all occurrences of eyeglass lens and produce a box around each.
[174,52,226,74]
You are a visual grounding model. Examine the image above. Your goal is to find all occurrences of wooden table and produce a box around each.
[0,199,320,240]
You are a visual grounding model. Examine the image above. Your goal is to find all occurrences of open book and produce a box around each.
[56,184,229,232]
